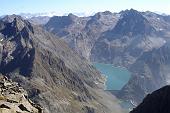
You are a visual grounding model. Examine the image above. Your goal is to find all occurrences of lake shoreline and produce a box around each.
[93,62,131,90]
[92,62,128,70]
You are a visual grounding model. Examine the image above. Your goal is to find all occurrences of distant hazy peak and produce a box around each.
[94,11,113,16]
[68,13,78,18]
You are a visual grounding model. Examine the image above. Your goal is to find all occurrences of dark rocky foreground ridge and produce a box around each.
[0,15,123,113]
[45,9,170,105]
[0,75,42,113]
[130,85,170,113]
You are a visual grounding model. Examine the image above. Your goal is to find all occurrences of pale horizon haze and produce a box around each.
[1,0,170,16]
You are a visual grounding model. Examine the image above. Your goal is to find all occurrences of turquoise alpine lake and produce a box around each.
[93,63,131,90]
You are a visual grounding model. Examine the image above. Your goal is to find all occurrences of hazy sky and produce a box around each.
[1,0,170,16]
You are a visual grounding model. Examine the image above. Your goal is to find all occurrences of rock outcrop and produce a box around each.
[0,75,42,113]
[130,85,170,113]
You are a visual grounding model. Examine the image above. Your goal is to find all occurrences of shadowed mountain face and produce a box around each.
[45,9,170,105]
[130,86,170,113]
[0,15,123,113]
[112,9,156,37]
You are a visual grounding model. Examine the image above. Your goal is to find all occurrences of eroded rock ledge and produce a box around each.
[0,75,43,113]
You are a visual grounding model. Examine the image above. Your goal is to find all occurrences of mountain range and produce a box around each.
[0,15,123,113]
[1,8,170,113]
[44,9,170,105]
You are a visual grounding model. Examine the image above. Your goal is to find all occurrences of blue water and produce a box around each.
[93,63,131,90]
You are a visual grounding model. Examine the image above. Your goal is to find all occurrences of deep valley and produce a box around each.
[1,2,170,112]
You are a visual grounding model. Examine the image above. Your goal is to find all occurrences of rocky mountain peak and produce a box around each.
[86,11,116,28]
[121,9,141,17]
[102,11,113,15]
[45,14,76,33]
[1,14,21,23]
[1,15,34,38]
[68,13,78,20]
[93,11,113,19]
[112,9,156,37]
[0,17,34,76]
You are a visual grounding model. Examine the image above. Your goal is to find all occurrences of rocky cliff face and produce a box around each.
[130,85,170,113]
[0,75,42,113]
[0,15,123,113]
[118,41,170,104]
